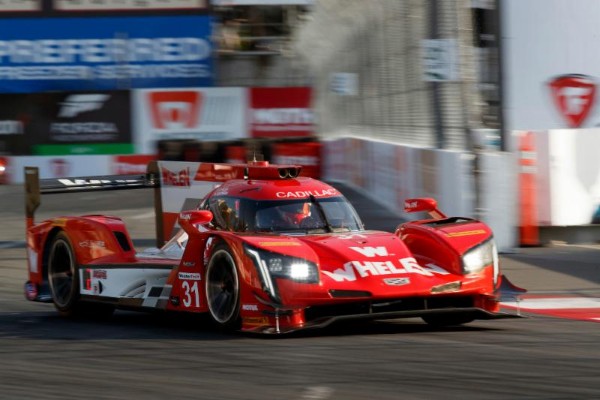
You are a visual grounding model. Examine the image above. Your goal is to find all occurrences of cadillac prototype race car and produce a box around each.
[23,160,521,334]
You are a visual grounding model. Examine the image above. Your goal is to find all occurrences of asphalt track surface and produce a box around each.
[0,183,599,399]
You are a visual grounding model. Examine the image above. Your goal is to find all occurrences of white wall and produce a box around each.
[503,0,600,130]
[322,137,518,251]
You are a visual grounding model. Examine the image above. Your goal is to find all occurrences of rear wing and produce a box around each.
[25,164,161,244]
[25,160,302,248]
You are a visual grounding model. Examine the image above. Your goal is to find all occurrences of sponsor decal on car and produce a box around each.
[242,304,259,311]
[322,257,448,282]
[178,272,201,281]
[79,240,106,248]
[162,167,191,187]
[275,189,338,198]
[243,317,270,326]
[383,277,411,286]
[93,270,107,279]
[258,241,301,247]
[446,229,487,238]
[52,218,67,227]
[349,246,389,257]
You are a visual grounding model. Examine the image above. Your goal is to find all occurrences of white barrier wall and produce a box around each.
[545,129,600,225]
[322,137,518,251]
[7,156,112,184]
[478,151,519,251]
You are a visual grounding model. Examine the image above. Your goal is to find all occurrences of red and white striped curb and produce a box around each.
[501,296,600,322]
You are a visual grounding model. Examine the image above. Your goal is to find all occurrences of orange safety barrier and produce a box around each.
[518,131,540,246]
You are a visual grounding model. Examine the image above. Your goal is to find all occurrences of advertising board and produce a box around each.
[133,87,247,154]
[53,0,207,11]
[0,15,213,93]
[249,87,314,138]
[35,91,133,155]
[0,0,41,11]
[0,91,132,155]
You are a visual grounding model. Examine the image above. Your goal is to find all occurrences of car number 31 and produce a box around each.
[181,280,200,308]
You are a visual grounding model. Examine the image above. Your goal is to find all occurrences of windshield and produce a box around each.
[207,195,364,233]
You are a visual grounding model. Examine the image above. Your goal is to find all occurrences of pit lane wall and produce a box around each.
[321,136,518,252]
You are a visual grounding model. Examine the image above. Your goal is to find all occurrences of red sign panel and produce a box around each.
[249,87,314,138]
[112,155,156,175]
[148,91,202,129]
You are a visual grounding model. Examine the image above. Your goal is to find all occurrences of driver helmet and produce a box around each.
[280,202,311,225]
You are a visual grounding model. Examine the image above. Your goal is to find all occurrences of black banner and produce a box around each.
[0,90,132,155]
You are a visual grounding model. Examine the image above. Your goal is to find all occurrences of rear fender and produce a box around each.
[46,216,136,266]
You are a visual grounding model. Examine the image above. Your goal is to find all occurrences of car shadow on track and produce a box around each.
[0,311,507,342]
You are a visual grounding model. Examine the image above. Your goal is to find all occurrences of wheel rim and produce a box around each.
[206,250,239,324]
[48,238,75,309]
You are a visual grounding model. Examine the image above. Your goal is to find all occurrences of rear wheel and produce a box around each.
[48,232,80,316]
[205,244,240,330]
[48,231,113,318]
[422,313,475,327]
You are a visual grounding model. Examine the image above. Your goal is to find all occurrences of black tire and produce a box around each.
[205,244,241,330]
[48,232,81,316]
[48,231,114,318]
[421,313,475,327]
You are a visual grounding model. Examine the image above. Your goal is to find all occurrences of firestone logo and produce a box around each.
[148,91,201,129]
[548,74,596,128]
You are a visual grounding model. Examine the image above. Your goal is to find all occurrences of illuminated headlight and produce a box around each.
[0,166,5,172]
[462,239,499,285]
[244,244,319,290]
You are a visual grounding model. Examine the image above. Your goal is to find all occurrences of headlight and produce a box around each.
[462,239,499,285]
[244,244,319,299]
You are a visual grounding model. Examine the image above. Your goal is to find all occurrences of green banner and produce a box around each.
[33,143,134,155]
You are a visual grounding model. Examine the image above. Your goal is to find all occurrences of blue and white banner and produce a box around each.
[0,15,214,93]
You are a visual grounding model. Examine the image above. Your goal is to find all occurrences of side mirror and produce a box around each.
[404,198,446,219]
[178,210,213,234]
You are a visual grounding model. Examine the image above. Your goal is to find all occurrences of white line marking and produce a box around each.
[502,297,600,310]
[130,211,155,220]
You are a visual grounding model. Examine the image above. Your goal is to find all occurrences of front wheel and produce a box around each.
[205,244,241,330]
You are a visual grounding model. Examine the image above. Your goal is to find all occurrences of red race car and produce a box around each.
[23,160,522,334]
